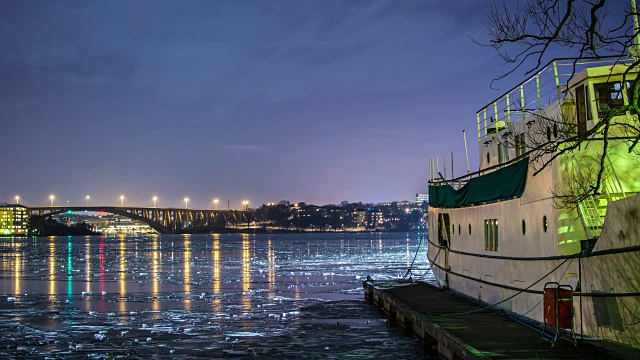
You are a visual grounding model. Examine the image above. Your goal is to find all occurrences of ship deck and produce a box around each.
[363,280,637,359]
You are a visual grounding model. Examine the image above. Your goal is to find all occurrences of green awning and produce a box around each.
[429,158,529,208]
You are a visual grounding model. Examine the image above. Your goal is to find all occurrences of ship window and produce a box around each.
[468,223,471,235]
[452,224,455,235]
[522,219,526,235]
[594,82,624,119]
[546,126,551,141]
[484,219,498,251]
[543,215,548,233]
[626,81,638,114]
[458,224,461,235]
[487,152,490,164]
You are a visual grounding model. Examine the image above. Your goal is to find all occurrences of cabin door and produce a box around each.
[576,85,588,134]
[438,213,451,270]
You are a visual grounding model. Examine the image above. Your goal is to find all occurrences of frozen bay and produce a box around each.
[0,232,433,358]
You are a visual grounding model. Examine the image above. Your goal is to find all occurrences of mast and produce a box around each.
[451,152,454,180]
[463,129,470,174]
[443,154,447,179]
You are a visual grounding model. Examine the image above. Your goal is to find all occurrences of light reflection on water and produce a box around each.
[0,232,433,358]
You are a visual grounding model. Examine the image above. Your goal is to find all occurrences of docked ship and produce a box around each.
[427,57,640,349]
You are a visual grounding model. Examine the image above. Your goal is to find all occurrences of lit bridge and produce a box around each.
[28,206,255,234]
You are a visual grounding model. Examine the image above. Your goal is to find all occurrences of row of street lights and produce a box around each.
[31,194,248,210]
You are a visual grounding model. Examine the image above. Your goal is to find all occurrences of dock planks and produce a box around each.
[363,280,634,359]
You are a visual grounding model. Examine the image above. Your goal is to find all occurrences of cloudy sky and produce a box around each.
[1,1,540,208]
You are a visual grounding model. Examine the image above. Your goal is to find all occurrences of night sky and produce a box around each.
[1,1,523,209]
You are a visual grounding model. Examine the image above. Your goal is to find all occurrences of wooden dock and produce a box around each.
[363,280,636,359]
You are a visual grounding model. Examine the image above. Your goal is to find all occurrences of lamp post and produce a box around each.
[153,196,158,208]
[213,198,219,210]
[50,195,55,207]
[184,198,189,209]
[120,195,125,207]
[242,200,249,211]
[86,195,90,206]
[66,200,69,208]
[15,195,19,205]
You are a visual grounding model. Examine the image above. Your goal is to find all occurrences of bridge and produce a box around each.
[29,206,255,234]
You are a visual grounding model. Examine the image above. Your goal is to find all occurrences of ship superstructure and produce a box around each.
[428,57,640,348]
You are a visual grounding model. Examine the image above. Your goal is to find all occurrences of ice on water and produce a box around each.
[0,232,433,358]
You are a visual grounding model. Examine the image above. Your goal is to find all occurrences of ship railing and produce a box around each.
[429,148,534,187]
[476,56,637,142]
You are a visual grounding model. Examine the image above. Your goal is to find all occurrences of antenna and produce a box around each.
[463,129,470,174]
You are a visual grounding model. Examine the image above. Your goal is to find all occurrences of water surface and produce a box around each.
[0,232,433,358]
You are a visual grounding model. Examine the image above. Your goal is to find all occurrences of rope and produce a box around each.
[441,257,573,317]
[403,225,426,279]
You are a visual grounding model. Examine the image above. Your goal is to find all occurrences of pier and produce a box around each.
[363,280,634,359]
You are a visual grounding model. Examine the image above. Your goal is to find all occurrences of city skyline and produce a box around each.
[0,1,602,208]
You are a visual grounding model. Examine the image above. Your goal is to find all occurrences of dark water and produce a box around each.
[0,232,433,358]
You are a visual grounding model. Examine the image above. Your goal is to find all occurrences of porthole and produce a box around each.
[468,223,471,235]
[546,126,551,141]
[522,219,526,235]
[487,152,490,164]
[543,215,548,233]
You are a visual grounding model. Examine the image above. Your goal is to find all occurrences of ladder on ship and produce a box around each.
[572,155,630,239]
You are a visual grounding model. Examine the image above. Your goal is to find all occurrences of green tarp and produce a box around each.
[428,157,529,208]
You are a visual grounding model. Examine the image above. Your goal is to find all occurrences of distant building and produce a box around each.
[0,204,30,235]
[416,193,429,204]
[366,211,384,230]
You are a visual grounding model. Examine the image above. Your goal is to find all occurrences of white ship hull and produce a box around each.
[427,58,640,349]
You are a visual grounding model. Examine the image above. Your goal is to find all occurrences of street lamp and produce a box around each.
[50,195,55,206]
[153,196,158,208]
[184,198,189,209]
[213,198,219,210]
[242,200,249,211]
[86,195,90,206]
[120,195,125,207]
[66,200,69,207]
[15,195,19,205]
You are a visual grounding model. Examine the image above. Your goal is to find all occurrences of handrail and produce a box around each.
[476,56,636,114]
[476,56,637,140]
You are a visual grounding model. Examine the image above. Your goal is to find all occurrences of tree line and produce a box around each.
[252,200,427,232]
